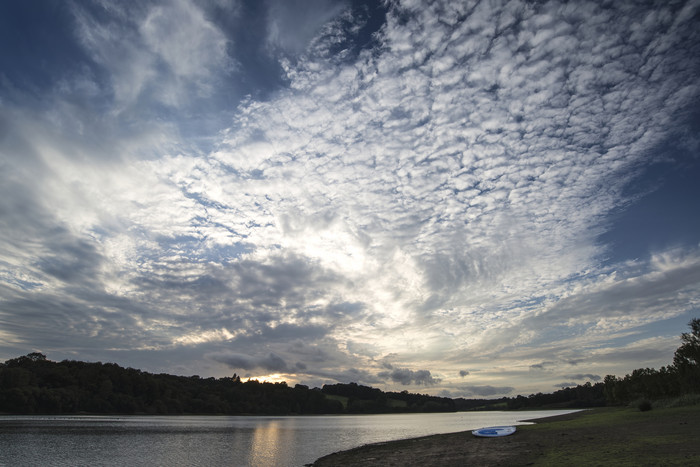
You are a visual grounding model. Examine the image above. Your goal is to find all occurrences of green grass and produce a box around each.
[322,395,408,409]
[324,394,348,409]
[312,403,700,466]
[650,393,700,409]
[521,405,700,466]
[386,398,408,408]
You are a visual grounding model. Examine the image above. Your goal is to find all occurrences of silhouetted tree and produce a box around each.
[673,318,700,393]
[601,318,699,405]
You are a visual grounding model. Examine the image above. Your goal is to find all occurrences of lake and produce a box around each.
[0,410,578,466]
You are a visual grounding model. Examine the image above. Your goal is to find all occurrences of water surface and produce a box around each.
[0,410,577,466]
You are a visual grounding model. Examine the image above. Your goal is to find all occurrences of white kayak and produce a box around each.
[471,426,516,437]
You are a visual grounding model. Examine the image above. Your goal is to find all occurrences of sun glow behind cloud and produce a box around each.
[1,0,699,396]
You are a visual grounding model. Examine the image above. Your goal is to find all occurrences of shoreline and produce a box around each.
[310,406,700,466]
[309,409,590,467]
[309,425,543,466]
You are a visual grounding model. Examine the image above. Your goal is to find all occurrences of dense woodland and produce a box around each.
[0,355,458,415]
[1,319,698,415]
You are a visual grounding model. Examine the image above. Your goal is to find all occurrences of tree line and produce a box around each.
[602,318,700,406]
[0,356,455,415]
[1,319,697,415]
[506,318,700,409]
[0,354,341,415]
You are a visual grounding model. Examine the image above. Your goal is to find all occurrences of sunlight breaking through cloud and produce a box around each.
[1,0,699,395]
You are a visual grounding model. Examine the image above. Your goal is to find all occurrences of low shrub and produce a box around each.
[638,400,652,412]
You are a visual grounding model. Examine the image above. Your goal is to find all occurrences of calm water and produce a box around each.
[0,410,578,466]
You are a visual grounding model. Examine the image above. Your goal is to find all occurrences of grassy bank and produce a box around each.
[312,404,700,466]
[521,404,700,466]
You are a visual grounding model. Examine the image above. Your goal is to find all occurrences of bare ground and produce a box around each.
[309,407,700,466]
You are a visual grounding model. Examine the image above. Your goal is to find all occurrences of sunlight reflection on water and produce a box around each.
[0,411,578,467]
[249,419,283,466]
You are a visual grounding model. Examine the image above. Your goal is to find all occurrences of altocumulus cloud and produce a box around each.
[0,0,699,395]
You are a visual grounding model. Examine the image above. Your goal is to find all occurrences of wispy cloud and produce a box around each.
[1,0,699,394]
[71,0,232,111]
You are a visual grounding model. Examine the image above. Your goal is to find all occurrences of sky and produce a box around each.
[1,0,699,398]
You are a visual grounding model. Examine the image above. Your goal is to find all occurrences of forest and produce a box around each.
[0,354,458,415]
[1,319,697,415]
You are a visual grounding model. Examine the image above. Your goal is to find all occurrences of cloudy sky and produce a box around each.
[1,0,699,398]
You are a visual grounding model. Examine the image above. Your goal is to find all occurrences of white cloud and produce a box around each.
[266,0,347,55]
[140,0,232,83]
[1,0,699,393]
[72,0,232,111]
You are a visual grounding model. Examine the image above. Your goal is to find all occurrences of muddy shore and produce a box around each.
[310,408,700,466]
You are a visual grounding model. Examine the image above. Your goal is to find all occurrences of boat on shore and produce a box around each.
[471,426,516,437]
